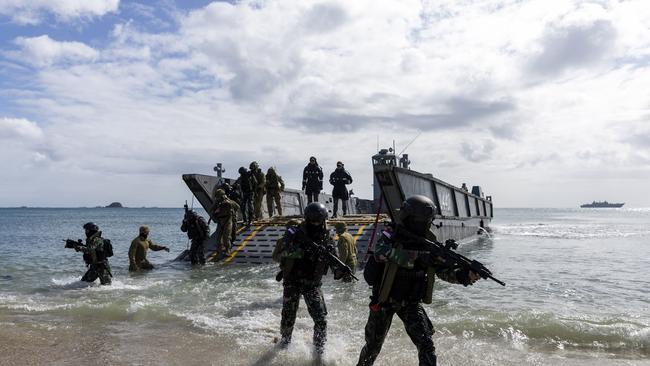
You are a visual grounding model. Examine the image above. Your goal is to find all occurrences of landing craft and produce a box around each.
[179,149,493,266]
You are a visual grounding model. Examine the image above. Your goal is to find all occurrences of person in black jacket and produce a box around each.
[302,156,323,203]
[234,166,256,225]
[329,161,353,217]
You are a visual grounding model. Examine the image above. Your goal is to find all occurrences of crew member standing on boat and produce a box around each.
[329,161,353,217]
[302,156,323,203]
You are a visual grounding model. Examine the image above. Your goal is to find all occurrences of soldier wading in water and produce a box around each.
[71,222,113,285]
[357,195,482,366]
[276,202,346,355]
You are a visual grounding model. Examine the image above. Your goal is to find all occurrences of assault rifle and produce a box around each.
[64,239,84,250]
[302,238,358,282]
[396,226,505,286]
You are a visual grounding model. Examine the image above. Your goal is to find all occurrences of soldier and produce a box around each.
[234,166,256,225]
[265,167,285,217]
[181,207,210,265]
[250,161,266,220]
[329,161,353,217]
[277,203,343,355]
[72,222,113,285]
[333,222,357,282]
[128,225,169,272]
[210,189,234,254]
[356,195,481,366]
[214,182,241,242]
[302,156,323,203]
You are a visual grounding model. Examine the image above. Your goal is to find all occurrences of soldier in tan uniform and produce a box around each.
[334,222,357,282]
[250,161,266,220]
[128,226,169,271]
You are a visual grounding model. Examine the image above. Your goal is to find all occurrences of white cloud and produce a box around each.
[3,0,650,207]
[13,35,99,67]
[0,117,44,141]
[0,0,119,25]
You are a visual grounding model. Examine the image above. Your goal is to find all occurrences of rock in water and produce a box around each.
[106,202,124,208]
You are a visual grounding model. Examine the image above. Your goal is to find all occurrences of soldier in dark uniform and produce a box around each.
[181,209,210,265]
[265,167,285,217]
[329,161,353,217]
[277,202,342,355]
[72,222,113,285]
[302,156,323,203]
[234,166,256,226]
[357,196,481,366]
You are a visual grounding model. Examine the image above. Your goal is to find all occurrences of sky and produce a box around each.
[1,0,649,208]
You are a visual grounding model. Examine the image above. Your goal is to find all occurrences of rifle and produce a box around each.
[64,239,92,265]
[302,237,359,282]
[396,226,506,286]
[64,239,84,250]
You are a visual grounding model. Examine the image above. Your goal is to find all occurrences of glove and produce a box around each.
[455,268,472,286]
[164,247,170,252]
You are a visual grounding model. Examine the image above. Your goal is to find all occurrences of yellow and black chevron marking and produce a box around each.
[223,225,264,264]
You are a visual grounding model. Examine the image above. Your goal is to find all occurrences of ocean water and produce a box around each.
[0,207,649,366]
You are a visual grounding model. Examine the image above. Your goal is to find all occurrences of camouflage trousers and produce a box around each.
[216,219,233,253]
[253,189,265,220]
[280,281,328,353]
[266,190,282,217]
[81,262,112,285]
[357,302,436,366]
[241,193,254,224]
[189,238,206,265]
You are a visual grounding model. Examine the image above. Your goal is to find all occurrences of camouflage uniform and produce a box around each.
[128,226,168,271]
[211,190,234,253]
[79,231,112,285]
[181,211,209,265]
[230,199,240,243]
[278,221,336,353]
[356,228,464,366]
[265,167,285,217]
[250,162,266,220]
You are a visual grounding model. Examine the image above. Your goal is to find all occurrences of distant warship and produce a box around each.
[180,149,494,265]
[580,201,624,208]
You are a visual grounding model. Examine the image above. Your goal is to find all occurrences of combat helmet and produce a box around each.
[83,222,99,232]
[399,195,437,236]
[214,188,227,200]
[238,166,246,174]
[249,161,259,170]
[304,202,328,227]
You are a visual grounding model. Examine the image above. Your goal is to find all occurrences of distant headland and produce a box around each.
[105,202,124,208]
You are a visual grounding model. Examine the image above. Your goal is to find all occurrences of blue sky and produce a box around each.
[1,0,650,207]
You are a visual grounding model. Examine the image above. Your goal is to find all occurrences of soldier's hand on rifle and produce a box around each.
[469,271,481,284]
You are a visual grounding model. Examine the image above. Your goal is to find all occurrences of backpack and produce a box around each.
[103,239,114,257]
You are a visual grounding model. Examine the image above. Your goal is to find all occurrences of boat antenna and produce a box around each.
[398,131,421,156]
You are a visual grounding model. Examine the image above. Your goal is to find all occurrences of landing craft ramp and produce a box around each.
[181,173,380,265]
